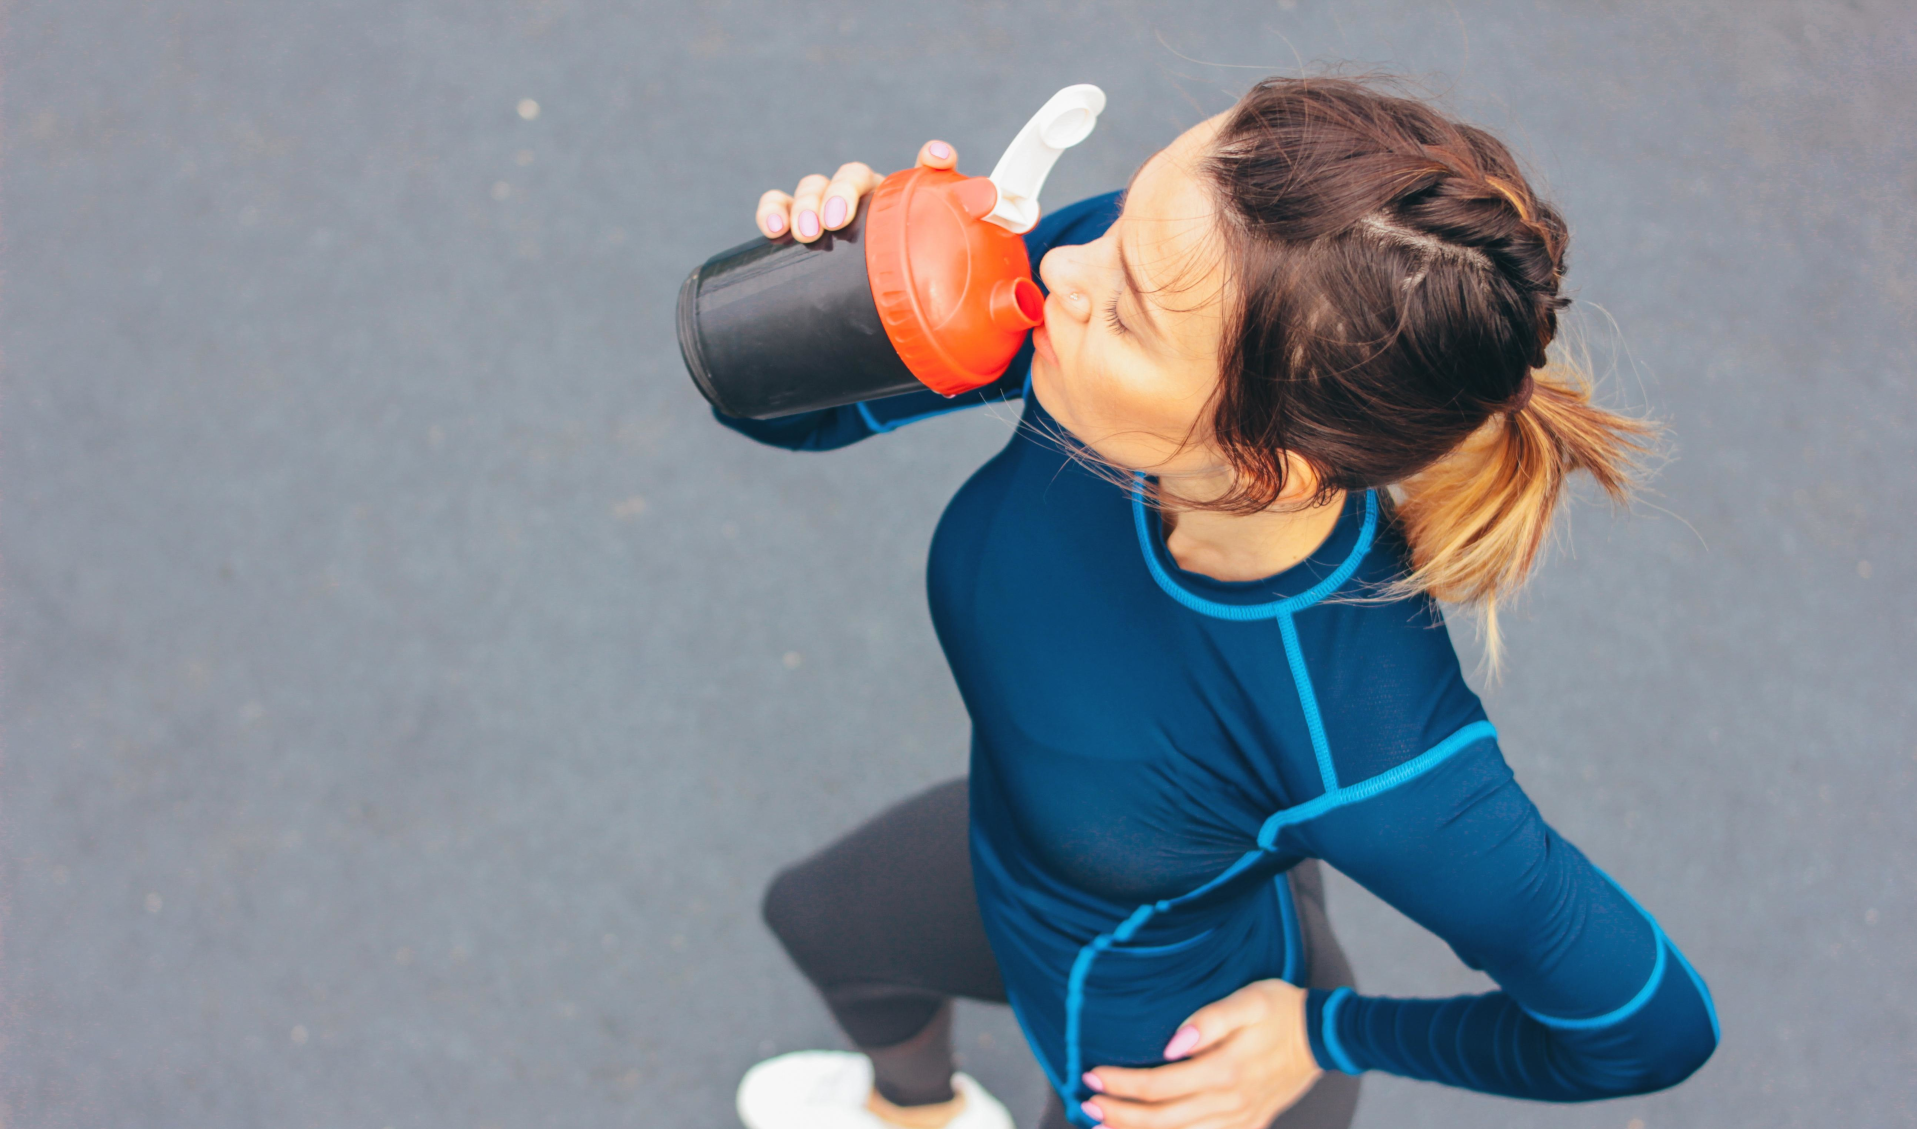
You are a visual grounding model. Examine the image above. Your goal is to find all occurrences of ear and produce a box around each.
[1272,451,1328,507]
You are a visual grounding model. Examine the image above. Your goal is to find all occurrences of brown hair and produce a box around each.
[1199,75,1654,662]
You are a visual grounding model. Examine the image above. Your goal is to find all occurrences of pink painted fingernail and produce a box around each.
[796,210,820,239]
[823,196,847,227]
[764,211,785,235]
[1163,1024,1201,1059]
[1081,1071,1105,1093]
[928,140,953,160]
[1080,1100,1103,1123]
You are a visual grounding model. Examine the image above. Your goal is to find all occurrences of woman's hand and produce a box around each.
[1079,979,1323,1129]
[755,140,958,242]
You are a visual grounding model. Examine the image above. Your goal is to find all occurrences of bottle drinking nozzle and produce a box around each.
[982,84,1109,234]
[677,84,1108,419]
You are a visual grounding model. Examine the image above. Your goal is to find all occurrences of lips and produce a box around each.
[1033,323,1058,364]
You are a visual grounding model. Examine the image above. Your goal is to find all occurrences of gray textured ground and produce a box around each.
[2,1,1912,1126]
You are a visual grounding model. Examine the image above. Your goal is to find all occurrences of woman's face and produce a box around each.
[1030,114,1237,488]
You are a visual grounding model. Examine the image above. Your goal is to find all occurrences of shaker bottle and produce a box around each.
[677,85,1107,420]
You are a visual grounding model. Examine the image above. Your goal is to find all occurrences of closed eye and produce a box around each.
[1104,294,1128,336]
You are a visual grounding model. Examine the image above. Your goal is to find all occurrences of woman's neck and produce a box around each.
[1160,489,1348,583]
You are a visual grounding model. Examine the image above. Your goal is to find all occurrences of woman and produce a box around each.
[719,77,1718,1129]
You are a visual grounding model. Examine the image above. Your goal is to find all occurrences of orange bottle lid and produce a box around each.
[864,167,1045,398]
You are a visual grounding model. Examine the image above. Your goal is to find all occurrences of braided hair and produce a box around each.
[1198,75,1654,661]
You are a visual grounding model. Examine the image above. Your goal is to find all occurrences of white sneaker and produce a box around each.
[737,1050,1014,1129]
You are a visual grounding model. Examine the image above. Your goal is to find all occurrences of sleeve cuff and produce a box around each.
[1305,987,1363,1075]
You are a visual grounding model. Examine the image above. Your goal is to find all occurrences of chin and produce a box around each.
[1027,356,1064,423]
[1028,348,1098,452]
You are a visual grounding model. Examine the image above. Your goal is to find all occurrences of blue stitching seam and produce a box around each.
[1064,904,1156,1121]
[1102,926,1217,957]
[1060,720,1499,1110]
[1276,875,1303,984]
[1060,851,1266,1113]
[1129,482,1379,621]
[1521,934,1667,1030]
[856,399,982,434]
[1278,612,1339,792]
[1321,987,1361,1074]
[1256,720,1498,850]
[1062,937,1109,1120]
[1517,866,1717,1035]
[1598,869,1718,1038]
[969,828,1077,1103]
[1670,943,1722,1043]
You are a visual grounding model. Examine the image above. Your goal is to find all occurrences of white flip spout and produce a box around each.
[983,84,1107,234]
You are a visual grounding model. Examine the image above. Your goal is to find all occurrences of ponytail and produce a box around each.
[1202,76,1660,668]
[1390,359,1656,668]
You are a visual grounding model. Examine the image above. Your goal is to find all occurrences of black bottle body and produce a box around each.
[677,199,923,420]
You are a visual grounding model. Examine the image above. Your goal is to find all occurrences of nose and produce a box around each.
[1038,246,1095,323]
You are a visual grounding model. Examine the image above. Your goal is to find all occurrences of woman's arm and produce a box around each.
[708,363,1024,452]
[710,190,1125,451]
[1086,735,1717,1129]
[1085,733,1717,1129]
[1290,733,1720,1100]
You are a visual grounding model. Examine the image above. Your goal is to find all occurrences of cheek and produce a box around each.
[1050,353,1208,469]
[1099,357,1201,436]
[1037,329,1117,422]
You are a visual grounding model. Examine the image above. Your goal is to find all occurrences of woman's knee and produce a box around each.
[761,859,827,959]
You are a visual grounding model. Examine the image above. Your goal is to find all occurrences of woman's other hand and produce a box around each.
[755,140,958,242]
[1079,979,1323,1129]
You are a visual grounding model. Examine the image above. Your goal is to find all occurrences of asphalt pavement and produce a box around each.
[2,1,1912,1126]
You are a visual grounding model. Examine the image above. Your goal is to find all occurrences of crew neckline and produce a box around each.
[1130,479,1378,620]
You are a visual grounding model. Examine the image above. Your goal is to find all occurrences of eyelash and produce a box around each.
[1104,295,1128,336]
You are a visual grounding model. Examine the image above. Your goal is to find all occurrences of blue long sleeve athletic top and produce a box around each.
[714,192,1718,1123]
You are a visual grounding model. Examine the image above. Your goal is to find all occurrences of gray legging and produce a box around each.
[762,779,1360,1129]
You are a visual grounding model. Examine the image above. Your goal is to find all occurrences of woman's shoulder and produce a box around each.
[1298,519,1491,788]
